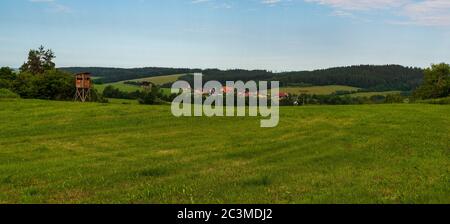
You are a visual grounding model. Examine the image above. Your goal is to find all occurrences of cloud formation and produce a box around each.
[29,0,71,13]
[305,0,450,26]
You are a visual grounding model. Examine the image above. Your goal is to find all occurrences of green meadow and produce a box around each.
[94,74,184,93]
[347,91,403,98]
[0,99,449,204]
[281,85,360,95]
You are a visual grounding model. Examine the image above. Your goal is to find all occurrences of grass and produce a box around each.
[347,91,402,98]
[281,85,360,95]
[95,82,141,93]
[107,98,139,105]
[94,74,184,93]
[0,99,449,204]
[128,74,184,85]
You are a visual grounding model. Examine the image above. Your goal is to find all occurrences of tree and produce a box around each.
[0,67,15,89]
[0,67,15,80]
[139,85,164,105]
[414,63,450,99]
[20,46,56,75]
[12,69,75,100]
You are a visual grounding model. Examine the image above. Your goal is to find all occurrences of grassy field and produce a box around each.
[281,85,360,95]
[128,74,184,85]
[0,99,449,204]
[95,74,184,93]
[347,91,402,98]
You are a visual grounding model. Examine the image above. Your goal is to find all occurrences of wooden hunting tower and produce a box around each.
[142,81,152,91]
[74,73,92,102]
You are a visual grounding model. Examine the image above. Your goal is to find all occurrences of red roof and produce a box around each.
[222,86,234,94]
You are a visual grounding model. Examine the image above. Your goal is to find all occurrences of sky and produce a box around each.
[0,0,450,71]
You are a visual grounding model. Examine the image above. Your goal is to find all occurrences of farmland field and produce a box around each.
[347,91,402,98]
[0,99,449,203]
[127,74,184,85]
[94,74,184,93]
[281,85,360,95]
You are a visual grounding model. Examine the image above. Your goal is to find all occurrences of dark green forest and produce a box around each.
[61,67,201,83]
[62,65,424,91]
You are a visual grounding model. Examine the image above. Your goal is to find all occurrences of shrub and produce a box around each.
[417,97,450,105]
[12,69,75,100]
[0,88,20,99]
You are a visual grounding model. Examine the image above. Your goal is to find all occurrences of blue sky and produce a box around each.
[1,0,450,71]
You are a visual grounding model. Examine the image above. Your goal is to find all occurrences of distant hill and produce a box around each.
[275,65,424,91]
[60,67,201,83]
[61,65,424,91]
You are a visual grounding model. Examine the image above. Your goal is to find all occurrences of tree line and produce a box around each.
[0,46,103,101]
[63,65,424,92]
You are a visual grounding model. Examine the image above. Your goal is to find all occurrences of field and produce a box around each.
[0,99,449,203]
[127,74,184,85]
[94,74,184,93]
[281,85,360,95]
[347,91,402,98]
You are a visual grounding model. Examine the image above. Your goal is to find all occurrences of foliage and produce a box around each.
[61,67,201,83]
[103,85,142,99]
[416,96,450,105]
[138,85,167,105]
[0,67,16,80]
[385,94,405,104]
[0,67,16,89]
[12,69,76,100]
[20,46,55,75]
[282,93,392,105]
[413,63,450,99]
[0,88,19,99]
[102,84,170,105]
[277,65,423,91]
[64,65,423,92]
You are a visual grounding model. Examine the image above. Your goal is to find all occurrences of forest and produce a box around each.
[63,65,424,91]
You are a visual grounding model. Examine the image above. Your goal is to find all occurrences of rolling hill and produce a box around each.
[61,65,424,92]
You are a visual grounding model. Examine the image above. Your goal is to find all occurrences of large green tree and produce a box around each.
[0,67,15,80]
[20,45,55,75]
[0,67,15,89]
[414,63,450,99]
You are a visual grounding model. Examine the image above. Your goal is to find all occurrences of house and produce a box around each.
[279,92,289,99]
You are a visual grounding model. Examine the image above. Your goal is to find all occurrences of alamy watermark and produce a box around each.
[171,73,280,127]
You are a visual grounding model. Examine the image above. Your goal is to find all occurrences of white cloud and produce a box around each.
[305,0,407,10]
[262,0,282,5]
[29,0,55,2]
[402,0,450,26]
[29,0,71,13]
[305,0,450,26]
[191,0,211,4]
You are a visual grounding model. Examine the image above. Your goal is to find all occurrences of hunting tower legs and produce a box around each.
[74,88,91,102]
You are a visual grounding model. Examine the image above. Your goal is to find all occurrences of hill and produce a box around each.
[94,74,183,93]
[276,65,423,91]
[62,65,423,92]
[60,67,200,83]
[0,99,448,203]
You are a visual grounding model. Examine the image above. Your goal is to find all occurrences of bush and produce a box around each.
[0,88,20,99]
[417,97,450,105]
[385,94,404,103]
[103,85,142,99]
[12,69,75,100]
[138,85,167,105]
[413,63,450,99]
